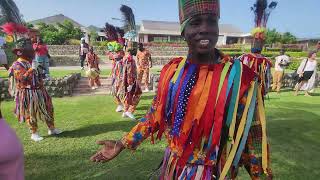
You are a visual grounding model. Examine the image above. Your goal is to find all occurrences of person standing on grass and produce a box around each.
[272,49,291,93]
[120,41,141,120]
[86,46,101,90]
[294,51,318,96]
[0,94,24,180]
[8,38,62,142]
[91,1,272,179]
[33,37,51,79]
[137,43,152,92]
[240,1,277,96]
[0,36,9,70]
[79,37,89,70]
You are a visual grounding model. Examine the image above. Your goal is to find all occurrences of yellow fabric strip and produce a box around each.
[215,62,231,105]
[219,81,255,180]
[171,57,186,83]
[257,85,268,174]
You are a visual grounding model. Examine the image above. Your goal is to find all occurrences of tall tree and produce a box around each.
[281,32,297,44]
[265,28,281,44]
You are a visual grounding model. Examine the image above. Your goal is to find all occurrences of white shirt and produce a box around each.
[304,60,317,72]
[274,55,290,71]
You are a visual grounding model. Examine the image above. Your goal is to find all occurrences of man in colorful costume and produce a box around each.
[240,0,277,96]
[119,5,142,120]
[105,23,126,113]
[8,38,62,142]
[137,42,153,92]
[91,1,272,179]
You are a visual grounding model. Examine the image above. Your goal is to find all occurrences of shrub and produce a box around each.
[68,39,80,45]
[98,41,109,47]
[287,61,300,71]
[219,48,242,52]
[266,48,303,52]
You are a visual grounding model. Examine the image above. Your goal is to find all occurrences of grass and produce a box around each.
[0,68,161,80]
[1,89,320,179]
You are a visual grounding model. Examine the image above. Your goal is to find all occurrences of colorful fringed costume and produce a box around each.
[121,51,272,179]
[9,58,55,133]
[110,50,125,105]
[240,0,277,96]
[240,53,272,96]
[104,23,126,105]
[86,51,101,88]
[111,4,142,115]
[121,54,142,113]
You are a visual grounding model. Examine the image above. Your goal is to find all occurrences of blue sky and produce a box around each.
[14,0,320,38]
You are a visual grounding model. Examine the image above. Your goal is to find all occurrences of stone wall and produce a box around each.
[50,55,80,66]
[150,73,320,92]
[0,73,81,101]
[47,45,106,56]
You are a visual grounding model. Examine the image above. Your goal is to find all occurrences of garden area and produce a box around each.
[1,89,319,180]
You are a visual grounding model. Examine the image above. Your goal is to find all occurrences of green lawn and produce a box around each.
[0,68,161,79]
[1,90,320,180]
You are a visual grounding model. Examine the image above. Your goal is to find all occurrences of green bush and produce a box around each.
[68,39,81,45]
[98,41,109,47]
[219,48,242,52]
[220,51,309,59]
[287,61,300,71]
[266,48,303,52]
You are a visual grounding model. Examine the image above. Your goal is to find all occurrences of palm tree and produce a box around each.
[0,0,22,24]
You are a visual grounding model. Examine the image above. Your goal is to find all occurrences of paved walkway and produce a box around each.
[49,65,164,70]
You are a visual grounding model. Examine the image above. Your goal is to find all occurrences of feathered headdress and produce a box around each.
[104,22,124,52]
[251,0,277,40]
[104,23,118,42]
[120,5,137,40]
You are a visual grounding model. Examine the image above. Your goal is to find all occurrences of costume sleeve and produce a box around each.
[121,95,159,150]
[121,59,179,150]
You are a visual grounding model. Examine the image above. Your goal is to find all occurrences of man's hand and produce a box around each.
[90,140,124,163]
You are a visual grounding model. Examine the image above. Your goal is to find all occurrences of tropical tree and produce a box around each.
[265,28,281,44]
[37,20,83,45]
[281,32,297,44]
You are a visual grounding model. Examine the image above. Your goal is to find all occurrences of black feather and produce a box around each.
[0,0,22,24]
[120,5,136,33]
[251,0,278,27]
[104,23,118,41]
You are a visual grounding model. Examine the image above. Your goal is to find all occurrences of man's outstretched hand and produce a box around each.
[90,140,125,163]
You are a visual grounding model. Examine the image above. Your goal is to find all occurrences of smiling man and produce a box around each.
[91,1,272,179]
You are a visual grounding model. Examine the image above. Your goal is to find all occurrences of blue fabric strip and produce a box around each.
[171,64,197,136]
[226,60,241,127]
[186,166,198,180]
[165,62,187,122]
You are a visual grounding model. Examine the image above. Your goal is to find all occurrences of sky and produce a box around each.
[14,0,320,38]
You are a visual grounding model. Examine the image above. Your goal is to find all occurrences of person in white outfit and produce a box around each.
[294,51,318,96]
[0,36,9,70]
[272,49,291,93]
